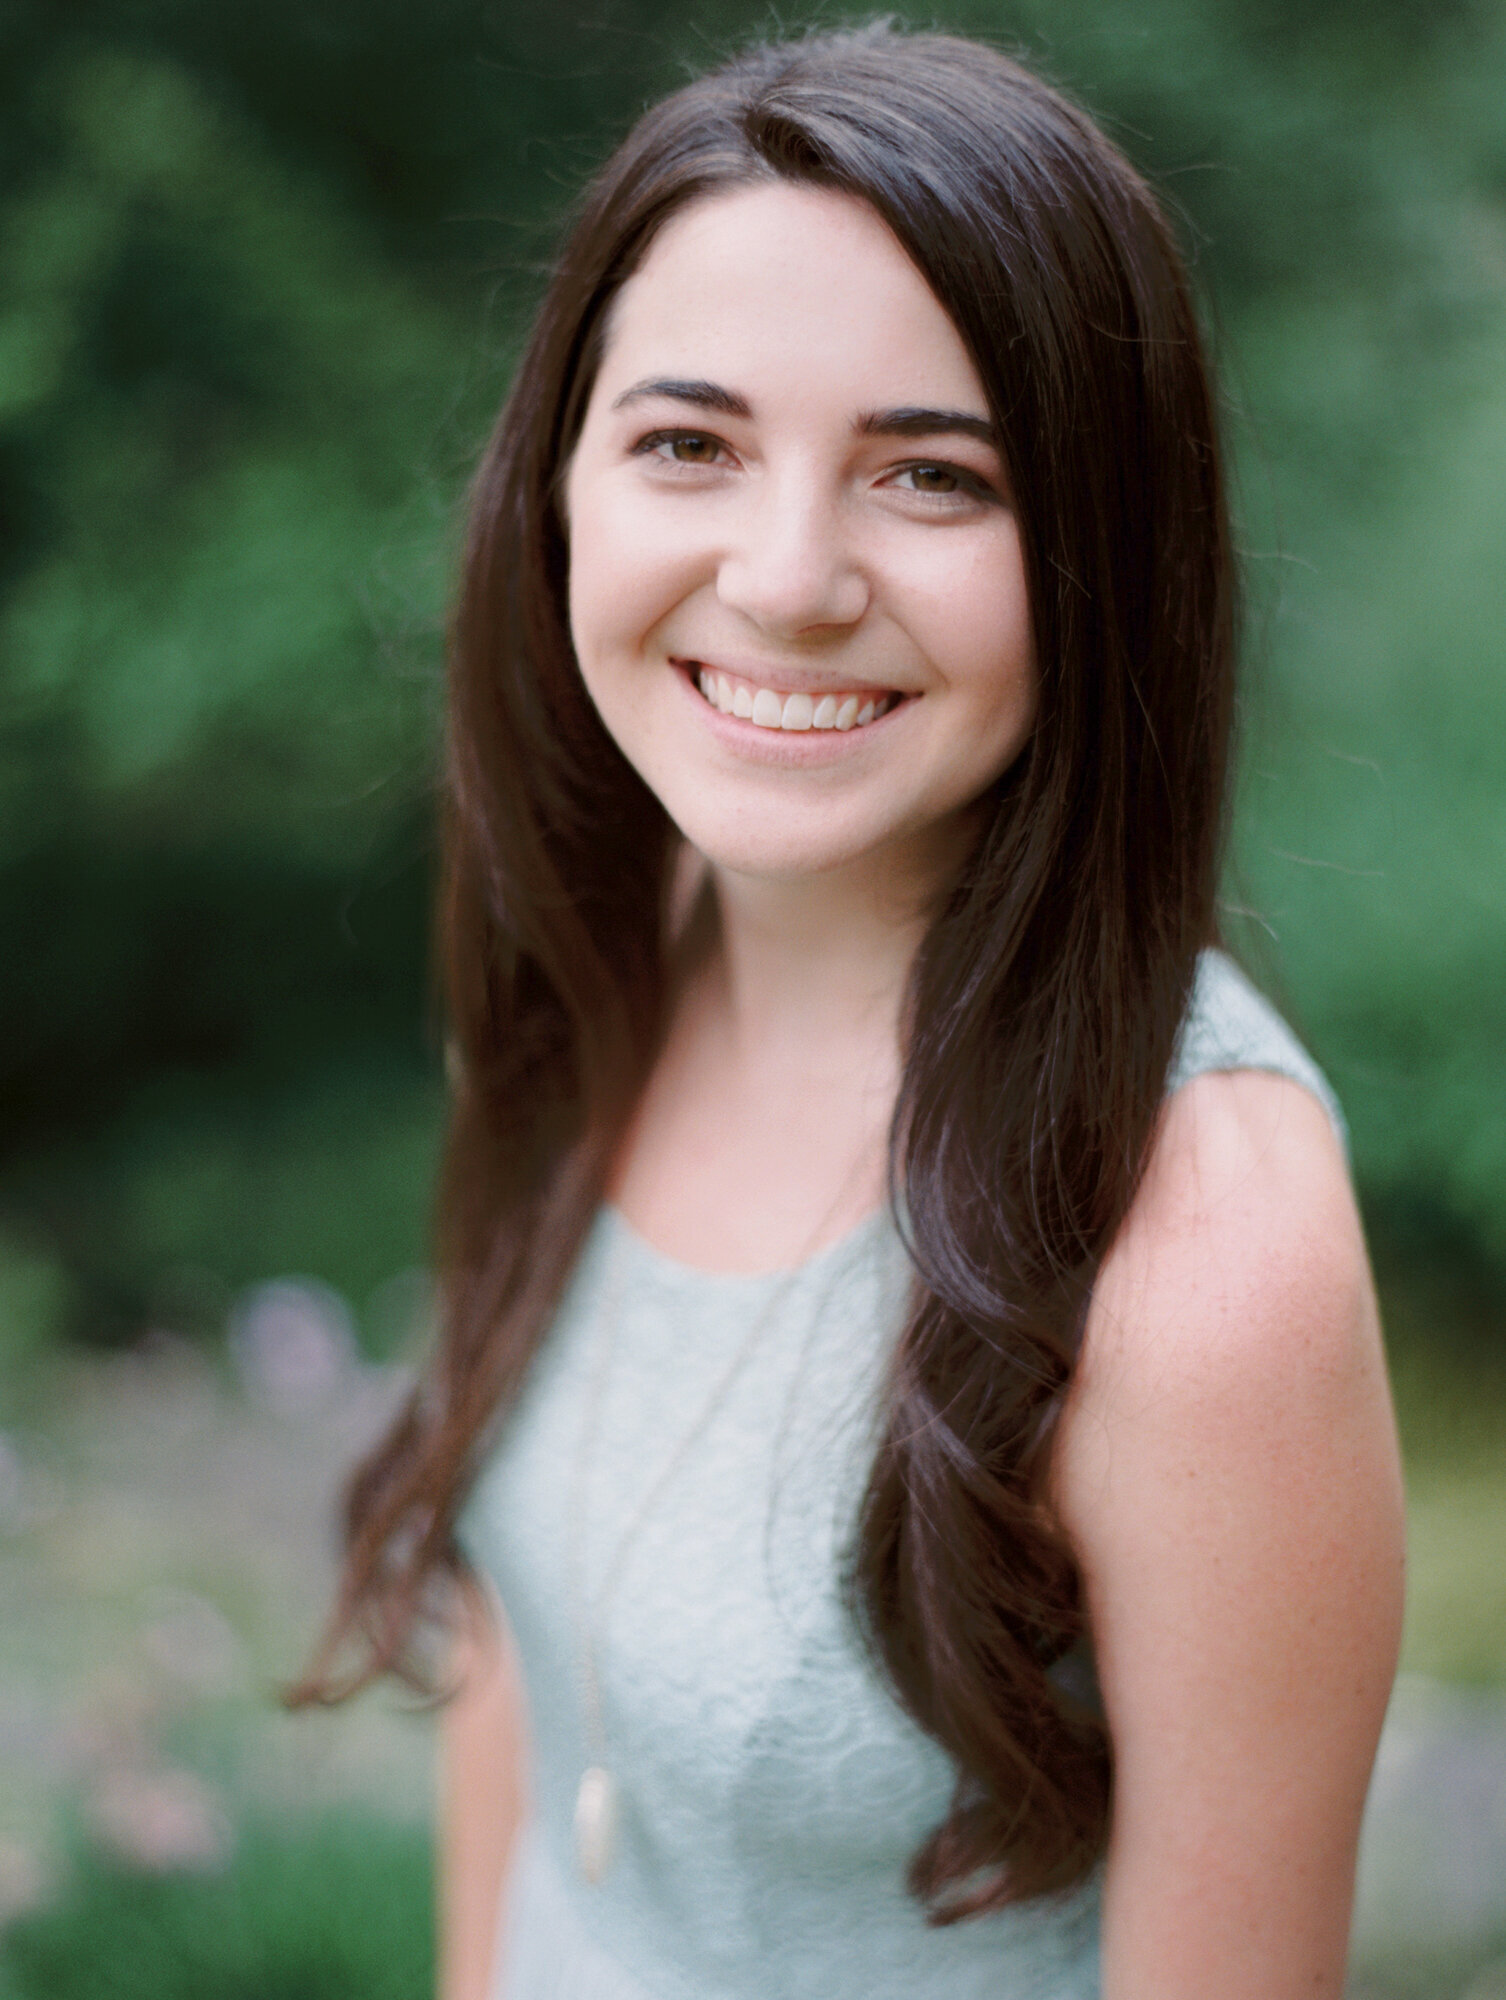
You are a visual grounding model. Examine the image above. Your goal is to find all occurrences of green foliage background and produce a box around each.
[2,0,1504,1352]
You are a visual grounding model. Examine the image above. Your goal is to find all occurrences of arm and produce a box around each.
[438,1582,530,2000]
[1053,1070,1405,2000]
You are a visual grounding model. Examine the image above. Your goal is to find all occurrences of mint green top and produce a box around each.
[460,950,1343,1999]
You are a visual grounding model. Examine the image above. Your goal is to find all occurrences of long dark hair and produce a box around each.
[294,24,1236,1918]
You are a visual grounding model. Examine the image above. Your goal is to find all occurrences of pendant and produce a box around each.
[574,1764,617,1884]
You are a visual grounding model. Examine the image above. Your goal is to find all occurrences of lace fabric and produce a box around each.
[459,949,1342,1998]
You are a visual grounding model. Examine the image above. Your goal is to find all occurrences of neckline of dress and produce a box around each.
[598,1200,895,1287]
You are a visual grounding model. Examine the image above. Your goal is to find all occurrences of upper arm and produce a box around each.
[1053,1071,1405,2000]
[439,1580,530,2000]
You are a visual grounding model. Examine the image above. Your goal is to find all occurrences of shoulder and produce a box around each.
[1053,1065,1396,1572]
[1081,1067,1366,1414]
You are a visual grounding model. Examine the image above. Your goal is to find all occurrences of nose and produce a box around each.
[715,471,870,638]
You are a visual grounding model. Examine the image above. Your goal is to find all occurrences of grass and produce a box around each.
[0,1814,432,2000]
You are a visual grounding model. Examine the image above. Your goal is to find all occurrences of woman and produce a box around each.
[298,26,1405,1998]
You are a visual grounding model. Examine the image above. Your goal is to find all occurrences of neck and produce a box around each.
[610,824,974,1266]
[697,823,966,1075]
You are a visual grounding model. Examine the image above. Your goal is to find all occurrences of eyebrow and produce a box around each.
[855,406,998,449]
[610,378,751,417]
[609,378,998,449]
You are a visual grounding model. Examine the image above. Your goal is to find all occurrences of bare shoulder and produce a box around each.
[1052,1064,1402,1659]
[1068,1068,1374,1425]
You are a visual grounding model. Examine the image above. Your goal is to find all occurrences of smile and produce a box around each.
[687,664,902,732]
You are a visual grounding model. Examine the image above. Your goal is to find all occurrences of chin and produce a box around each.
[674,808,921,887]
[685,834,860,883]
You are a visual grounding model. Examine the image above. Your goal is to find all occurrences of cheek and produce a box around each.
[565,487,630,660]
[911,526,1035,710]
[566,481,708,665]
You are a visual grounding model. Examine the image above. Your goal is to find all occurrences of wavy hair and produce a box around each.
[293,24,1236,1917]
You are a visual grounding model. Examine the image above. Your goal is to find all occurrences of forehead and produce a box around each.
[593,182,987,413]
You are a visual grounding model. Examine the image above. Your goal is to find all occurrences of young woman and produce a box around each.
[298,26,1405,1998]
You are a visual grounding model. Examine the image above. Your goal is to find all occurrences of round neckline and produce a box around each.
[599,1200,893,1286]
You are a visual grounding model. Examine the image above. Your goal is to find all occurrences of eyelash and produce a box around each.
[630,429,997,504]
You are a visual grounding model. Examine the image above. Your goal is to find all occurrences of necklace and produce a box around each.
[565,1211,822,1886]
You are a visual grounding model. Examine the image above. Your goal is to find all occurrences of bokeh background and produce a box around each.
[1,1,1503,1994]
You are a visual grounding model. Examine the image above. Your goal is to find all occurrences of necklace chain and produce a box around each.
[565,1208,840,1883]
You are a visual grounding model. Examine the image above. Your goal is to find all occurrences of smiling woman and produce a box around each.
[291,25,1403,2000]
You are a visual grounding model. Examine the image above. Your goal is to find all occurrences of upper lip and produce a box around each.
[671,655,910,698]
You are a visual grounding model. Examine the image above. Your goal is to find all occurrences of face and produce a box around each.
[563,182,1036,889]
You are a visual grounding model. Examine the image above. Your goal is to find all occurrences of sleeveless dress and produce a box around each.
[459,950,1345,1999]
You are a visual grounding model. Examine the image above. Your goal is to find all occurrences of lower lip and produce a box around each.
[672,663,911,765]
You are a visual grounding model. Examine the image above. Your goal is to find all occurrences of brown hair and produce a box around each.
[294,23,1235,1917]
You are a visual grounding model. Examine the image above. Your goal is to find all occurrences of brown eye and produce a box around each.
[638,431,726,466]
[904,464,961,493]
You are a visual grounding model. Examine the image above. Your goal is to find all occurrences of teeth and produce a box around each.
[692,666,897,732]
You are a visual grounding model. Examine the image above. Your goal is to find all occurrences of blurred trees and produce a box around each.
[1,0,1503,1345]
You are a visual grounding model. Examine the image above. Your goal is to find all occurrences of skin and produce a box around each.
[441,182,1405,1999]
[439,1586,528,2000]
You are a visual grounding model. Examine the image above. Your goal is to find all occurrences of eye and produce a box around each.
[900,463,960,493]
[635,429,729,467]
[889,461,995,502]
